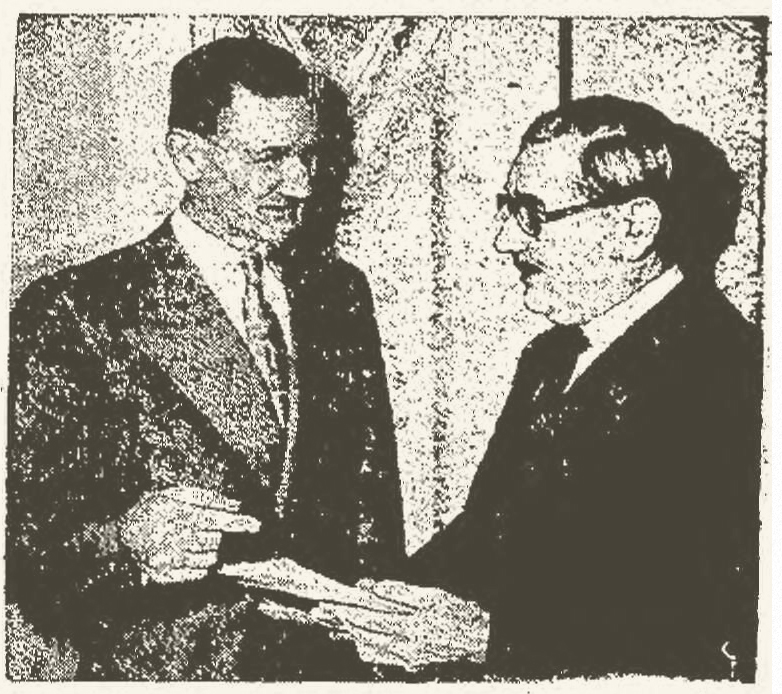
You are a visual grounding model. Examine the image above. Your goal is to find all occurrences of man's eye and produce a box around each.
[241,147,315,168]
[246,149,283,164]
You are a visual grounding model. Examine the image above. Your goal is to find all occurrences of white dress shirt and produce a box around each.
[170,208,298,511]
[567,265,684,390]
[170,207,294,356]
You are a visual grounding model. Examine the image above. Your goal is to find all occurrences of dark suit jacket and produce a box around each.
[7,219,405,680]
[408,278,762,682]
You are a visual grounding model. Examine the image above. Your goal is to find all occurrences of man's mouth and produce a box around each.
[512,256,543,281]
[256,204,299,222]
[258,204,294,214]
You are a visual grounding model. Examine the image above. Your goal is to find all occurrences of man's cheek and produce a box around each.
[528,273,575,315]
[522,275,553,314]
[248,171,279,202]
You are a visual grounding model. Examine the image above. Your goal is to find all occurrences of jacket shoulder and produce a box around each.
[293,254,375,304]
[318,255,371,288]
[692,290,762,377]
[12,222,171,323]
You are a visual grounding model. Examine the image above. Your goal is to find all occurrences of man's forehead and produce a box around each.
[217,85,317,144]
[508,133,593,206]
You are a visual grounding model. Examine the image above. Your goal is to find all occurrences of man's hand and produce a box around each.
[312,579,490,672]
[119,486,261,584]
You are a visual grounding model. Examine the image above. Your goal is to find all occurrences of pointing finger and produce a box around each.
[180,551,220,569]
[160,486,242,512]
[152,567,209,584]
[197,509,261,533]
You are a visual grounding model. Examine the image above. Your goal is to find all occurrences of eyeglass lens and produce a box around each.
[497,193,541,237]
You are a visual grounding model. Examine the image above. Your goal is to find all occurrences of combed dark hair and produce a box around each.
[169,35,309,137]
[522,95,742,280]
[169,36,357,269]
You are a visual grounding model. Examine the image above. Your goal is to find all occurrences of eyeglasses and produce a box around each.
[206,137,318,173]
[496,191,630,238]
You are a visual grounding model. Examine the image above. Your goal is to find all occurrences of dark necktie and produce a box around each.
[217,257,291,566]
[242,255,290,431]
[513,323,591,409]
[465,323,590,510]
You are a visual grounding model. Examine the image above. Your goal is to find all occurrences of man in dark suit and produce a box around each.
[319,96,762,682]
[7,36,404,679]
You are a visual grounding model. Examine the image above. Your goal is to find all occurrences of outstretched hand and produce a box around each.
[312,579,490,672]
[119,486,261,584]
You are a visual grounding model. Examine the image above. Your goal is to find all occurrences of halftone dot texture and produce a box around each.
[11,15,766,680]
[572,18,765,322]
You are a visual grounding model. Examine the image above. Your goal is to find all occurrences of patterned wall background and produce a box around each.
[10,15,766,679]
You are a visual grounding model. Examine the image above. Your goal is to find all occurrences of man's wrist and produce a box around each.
[467,606,491,664]
[80,519,122,557]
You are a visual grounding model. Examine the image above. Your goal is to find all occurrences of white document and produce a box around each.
[219,557,415,614]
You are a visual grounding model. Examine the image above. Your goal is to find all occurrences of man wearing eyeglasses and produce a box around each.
[7,36,403,679]
[321,95,762,682]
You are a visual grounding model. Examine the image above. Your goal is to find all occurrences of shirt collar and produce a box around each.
[581,265,684,352]
[170,206,284,274]
[170,206,245,273]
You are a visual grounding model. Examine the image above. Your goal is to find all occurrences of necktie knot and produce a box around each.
[241,254,289,429]
[527,323,591,361]
[515,323,591,405]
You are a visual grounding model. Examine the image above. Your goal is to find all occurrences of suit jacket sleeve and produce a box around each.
[7,276,145,648]
[360,272,405,575]
[283,262,405,584]
[347,270,406,577]
[406,297,763,681]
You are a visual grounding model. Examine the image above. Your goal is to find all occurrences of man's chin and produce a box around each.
[513,259,543,283]
[246,215,297,246]
[257,204,300,225]
[523,288,582,324]
[519,275,557,319]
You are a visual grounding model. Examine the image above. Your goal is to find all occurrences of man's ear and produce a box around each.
[622,197,661,261]
[166,129,209,183]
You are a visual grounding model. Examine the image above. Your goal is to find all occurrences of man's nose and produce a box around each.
[278,157,312,199]
[493,213,530,254]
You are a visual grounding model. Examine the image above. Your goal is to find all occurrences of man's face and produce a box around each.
[194,85,318,252]
[494,134,634,325]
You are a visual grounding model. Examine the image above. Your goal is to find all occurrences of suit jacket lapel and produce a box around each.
[565,280,696,435]
[121,222,283,459]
